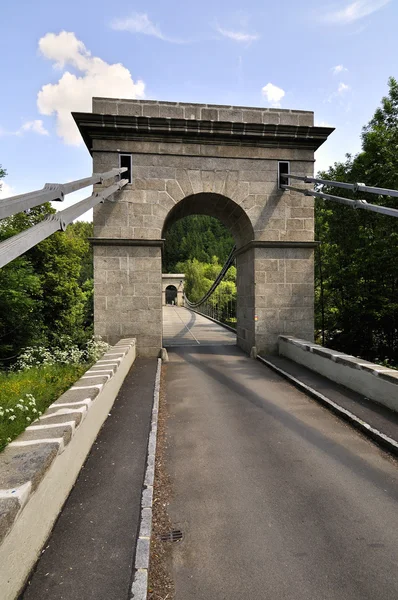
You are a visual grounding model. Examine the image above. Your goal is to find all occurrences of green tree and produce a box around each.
[315,77,398,365]
[163,215,234,272]
[176,257,237,312]
[0,165,6,185]
[0,190,95,363]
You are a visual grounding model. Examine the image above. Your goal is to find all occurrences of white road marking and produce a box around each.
[173,306,200,344]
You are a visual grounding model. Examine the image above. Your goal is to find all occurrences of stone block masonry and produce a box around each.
[92,97,315,127]
[93,243,162,357]
[74,99,333,356]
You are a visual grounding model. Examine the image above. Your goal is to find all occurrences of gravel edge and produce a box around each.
[130,358,161,600]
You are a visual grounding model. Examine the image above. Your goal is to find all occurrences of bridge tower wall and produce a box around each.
[74,99,332,356]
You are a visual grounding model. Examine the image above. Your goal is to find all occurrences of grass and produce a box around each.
[0,363,90,452]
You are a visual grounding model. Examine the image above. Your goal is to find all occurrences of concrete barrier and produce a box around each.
[279,336,398,412]
[0,339,136,600]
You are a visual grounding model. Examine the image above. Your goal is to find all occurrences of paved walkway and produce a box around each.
[22,359,157,600]
[264,354,398,445]
[165,345,398,600]
[163,306,236,346]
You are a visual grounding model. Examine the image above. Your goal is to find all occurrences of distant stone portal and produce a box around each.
[165,286,177,305]
[162,274,185,306]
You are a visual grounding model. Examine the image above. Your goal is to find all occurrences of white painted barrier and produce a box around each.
[279,336,398,412]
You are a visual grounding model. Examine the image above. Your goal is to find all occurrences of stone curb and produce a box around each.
[257,355,398,457]
[130,358,161,600]
[279,335,398,385]
[0,339,137,600]
[279,336,398,412]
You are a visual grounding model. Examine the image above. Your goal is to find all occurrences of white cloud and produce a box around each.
[326,81,351,103]
[322,0,391,24]
[0,119,49,137]
[332,64,348,75]
[110,13,184,43]
[0,181,15,199]
[111,13,163,38]
[37,31,145,145]
[338,82,350,93]
[19,120,49,136]
[261,83,285,108]
[216,26,259,43]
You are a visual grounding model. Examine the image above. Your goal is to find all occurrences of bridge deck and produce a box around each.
[19,314,398,600]
[165,344,398,600]
[162,306,236,346]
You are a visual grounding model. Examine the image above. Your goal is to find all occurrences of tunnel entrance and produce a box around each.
[165,285,178,305]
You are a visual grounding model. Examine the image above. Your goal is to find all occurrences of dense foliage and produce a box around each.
[0,192,94,365]
[176,256,236,307]
[163,215,234,272]
[315,77,398,365]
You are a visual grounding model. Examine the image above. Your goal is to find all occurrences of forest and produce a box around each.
[1,77,398,367]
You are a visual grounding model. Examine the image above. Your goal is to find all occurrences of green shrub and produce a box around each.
[0,363,89,451]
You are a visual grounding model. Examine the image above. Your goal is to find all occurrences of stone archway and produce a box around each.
[162,193,255,350]
[165,285,177,305]
[162,274,185,306]
[75,98,333,356]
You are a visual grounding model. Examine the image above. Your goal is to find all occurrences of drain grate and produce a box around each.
[160,529,183,543]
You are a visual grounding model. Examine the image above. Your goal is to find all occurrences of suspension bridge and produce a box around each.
[1,99,398,600]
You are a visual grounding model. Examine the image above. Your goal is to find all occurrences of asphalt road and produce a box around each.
[22,359,156,600]
[165,345,398,600]
[163,306,236,346]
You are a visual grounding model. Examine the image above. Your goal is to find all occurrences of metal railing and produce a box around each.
[183,246,237,328]
[186,295,237,330]
[184,245,236,309]
[281,173,398,218]
[0,168,127,268]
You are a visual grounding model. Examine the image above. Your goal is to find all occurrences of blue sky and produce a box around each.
[0,0,397,219]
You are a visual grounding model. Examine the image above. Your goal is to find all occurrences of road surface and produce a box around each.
[164,340,398,599]
[163,306,236,346]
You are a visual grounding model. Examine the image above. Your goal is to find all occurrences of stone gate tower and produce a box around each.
[74,99,333,357]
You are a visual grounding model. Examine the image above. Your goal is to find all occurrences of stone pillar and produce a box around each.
[252,244,315,355]
[93,241,162,357]
[177,290,184,306]
[236,249,255,354]
[162,290,166,306]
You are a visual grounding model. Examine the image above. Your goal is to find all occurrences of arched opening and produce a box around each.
[162,193,254,249]
[162,193,255,350]
[165,285,178,305]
